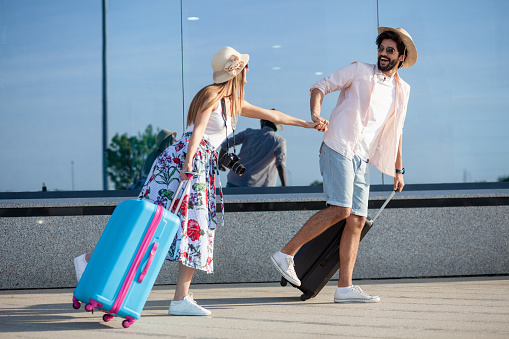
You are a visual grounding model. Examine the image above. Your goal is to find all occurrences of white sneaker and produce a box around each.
[168,293,211,316]
[74,254,88,282]
[334,285,380,303]
[271,251,301,287]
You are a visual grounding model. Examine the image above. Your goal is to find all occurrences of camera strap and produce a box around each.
[221,98,236,153]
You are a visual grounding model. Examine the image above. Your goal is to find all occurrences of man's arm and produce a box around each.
[394,135,404,192]
[277,165,287,187]
[310,88,328,132]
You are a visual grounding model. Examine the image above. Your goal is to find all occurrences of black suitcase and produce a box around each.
[280,191,395,301]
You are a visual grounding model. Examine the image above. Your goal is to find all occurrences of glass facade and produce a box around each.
[1,0,508,192]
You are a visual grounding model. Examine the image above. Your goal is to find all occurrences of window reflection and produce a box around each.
[0,0,507,192]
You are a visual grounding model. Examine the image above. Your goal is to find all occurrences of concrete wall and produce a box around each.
[1,187,508,289]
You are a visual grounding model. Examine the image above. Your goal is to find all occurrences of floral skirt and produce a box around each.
[138,132,223,274]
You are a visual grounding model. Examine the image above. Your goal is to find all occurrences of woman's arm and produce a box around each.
[240,100,320,129]
[181,100,215,180]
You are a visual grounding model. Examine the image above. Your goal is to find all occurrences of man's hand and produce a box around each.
[394,173,404,192]
[312,113,329,132]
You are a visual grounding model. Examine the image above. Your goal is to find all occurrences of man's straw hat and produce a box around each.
[377,27,417,68]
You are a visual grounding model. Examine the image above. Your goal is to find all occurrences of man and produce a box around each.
[128,129,177,190]
[219,119,287,187]
[271,27,417,303]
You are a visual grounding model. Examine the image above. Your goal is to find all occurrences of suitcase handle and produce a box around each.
[371,190,396,222]
[168,171,198,213]
[138,242,159,283]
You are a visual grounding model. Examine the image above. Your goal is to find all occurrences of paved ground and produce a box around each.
[0,276,508,338]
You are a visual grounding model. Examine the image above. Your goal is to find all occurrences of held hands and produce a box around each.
[311,113,329,132]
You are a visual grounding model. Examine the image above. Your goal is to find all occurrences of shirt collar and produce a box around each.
[374,64,399,81]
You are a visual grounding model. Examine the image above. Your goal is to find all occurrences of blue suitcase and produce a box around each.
[72,179,191,328]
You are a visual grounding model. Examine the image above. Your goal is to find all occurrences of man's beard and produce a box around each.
[378,56,399,72]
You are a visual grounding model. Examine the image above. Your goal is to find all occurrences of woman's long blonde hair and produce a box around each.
[186,68,246,129]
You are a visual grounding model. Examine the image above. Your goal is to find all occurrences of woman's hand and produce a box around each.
[180,163,194,180]
[180,171,193,181]
[311,114,329,132]
[303,121,322,130]
[241,100,327,132]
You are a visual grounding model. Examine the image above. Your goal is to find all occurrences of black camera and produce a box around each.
[219,153,246,175]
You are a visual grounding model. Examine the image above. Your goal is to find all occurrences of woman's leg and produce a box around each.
[173,262,195,300]
[74,251,92,282]
[169,262,210,315]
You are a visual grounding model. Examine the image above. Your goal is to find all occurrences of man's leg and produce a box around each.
[272,143,355,286]
[271,205,349,286]
[338,214,366,287]
[281,205,350,256]
[333,155,379,303]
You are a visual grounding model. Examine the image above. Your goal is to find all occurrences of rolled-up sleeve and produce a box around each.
[310,61,359,96]
[274,138,286,167]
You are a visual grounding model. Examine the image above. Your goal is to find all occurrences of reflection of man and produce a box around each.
[143,129,177,178]
[129,129,176,190]
[271,27,417,303]
[219,119,287,187]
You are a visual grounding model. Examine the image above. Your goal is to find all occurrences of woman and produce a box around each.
[74,46,324,316]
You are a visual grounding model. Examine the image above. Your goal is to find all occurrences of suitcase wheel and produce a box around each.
[85,304,94,312]
[103,314,114,322]
[280,277,287,287]
[72,296,81,310]
[122,316,136,329]
[300,294,311,301]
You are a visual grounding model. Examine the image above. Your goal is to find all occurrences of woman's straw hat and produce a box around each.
[211,46,250,84]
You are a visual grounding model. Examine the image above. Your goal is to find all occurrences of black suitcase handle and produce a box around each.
[371,190,396,223]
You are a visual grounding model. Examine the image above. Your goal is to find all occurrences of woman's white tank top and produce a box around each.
[185,99,233,149]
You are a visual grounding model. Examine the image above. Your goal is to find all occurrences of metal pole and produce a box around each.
[180,0,185,132]
[376,0,380,27]
[71,161,75,190]
[102,0,109,190]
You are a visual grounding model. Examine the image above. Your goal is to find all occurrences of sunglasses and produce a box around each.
[377,45,396,55]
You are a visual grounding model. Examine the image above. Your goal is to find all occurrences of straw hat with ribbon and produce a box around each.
[211,46,250,84]
[377,27,417,68]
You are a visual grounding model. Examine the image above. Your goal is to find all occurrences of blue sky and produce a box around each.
[1,0,508,191]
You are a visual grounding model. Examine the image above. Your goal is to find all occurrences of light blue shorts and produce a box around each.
[319,143,370,217]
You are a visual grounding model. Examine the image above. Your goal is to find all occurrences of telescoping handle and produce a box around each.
[371,190,396,223]
[168,171,198,213]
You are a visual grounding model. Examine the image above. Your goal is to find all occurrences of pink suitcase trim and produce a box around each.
[110,205,164,315]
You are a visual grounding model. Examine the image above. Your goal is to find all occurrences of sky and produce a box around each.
[1,0,508,192]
